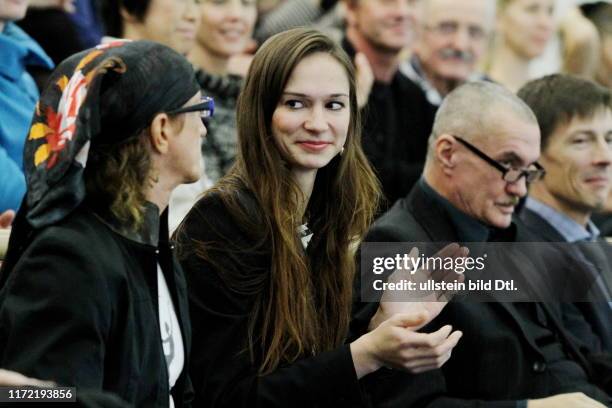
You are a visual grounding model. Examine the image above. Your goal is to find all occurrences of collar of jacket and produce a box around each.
[0,22,53,81]
[90,201,166,247]
[195,68,242,99]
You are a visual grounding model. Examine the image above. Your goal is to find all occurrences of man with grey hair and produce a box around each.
[353,81,612,407]
[401,0,495,106]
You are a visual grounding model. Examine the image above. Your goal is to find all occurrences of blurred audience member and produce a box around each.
[401,0,495,106]
[254,0,339,44]
[170,0,257,231]
[190,0,256,182]
[487,0,556,92]
[0,0,54,214]
[518,74,612,353]
[17,0,83,72]
[101,0,200,55]
[583,1,612,88]
[68,0,104,48]
[343,0,438,206]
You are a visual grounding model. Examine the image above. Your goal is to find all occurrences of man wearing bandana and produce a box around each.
[0,40,213,408]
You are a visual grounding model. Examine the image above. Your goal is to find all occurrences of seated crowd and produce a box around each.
[0,0,610,407]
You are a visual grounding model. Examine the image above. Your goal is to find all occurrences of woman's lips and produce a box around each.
[297,141,331,152]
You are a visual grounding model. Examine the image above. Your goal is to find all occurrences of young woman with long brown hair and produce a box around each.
[175,28,462,407]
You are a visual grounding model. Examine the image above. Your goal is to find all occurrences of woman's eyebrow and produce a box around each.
[282,92,349,98]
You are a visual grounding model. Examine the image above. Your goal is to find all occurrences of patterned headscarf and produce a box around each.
[22,40,200,229]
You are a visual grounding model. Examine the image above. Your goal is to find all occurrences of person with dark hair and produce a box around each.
[0,40,212,407]
[341,0,440,208]
[518,74,612,354]
[174,27,463,407]
[100,0,200,55]
[0,0,53,216]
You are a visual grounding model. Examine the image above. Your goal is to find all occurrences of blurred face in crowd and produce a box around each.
[125,0,200,55]
[272,52,350,174]
[449,112,541,228]
[345,0,423,54]
[0,0,28,25]
[416,0,494,84]
[196,0,257,59]
[498,0,555,60]
[536,109,612,217]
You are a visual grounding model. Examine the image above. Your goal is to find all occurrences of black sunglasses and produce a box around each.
[453,135,545,183]
[166,96,214,120]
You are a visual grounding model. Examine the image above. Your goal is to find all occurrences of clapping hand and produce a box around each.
[369,243,468,331]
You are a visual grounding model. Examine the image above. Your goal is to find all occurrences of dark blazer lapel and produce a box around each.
[518,207,565,242]
[538,302,595,378]
[407,186,553,356]
[405,184,461,243]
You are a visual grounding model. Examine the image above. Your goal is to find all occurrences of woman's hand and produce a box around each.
[351,313,462,378]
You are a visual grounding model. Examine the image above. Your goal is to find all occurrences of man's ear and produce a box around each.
[119,7,139,24]
[435,134,457,172]
[344,0,358,27]
[149,113,171,154]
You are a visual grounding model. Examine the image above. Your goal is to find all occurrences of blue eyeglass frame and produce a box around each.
[166,96,214,119]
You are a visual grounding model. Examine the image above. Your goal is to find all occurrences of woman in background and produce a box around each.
[486,0,556,92]
[170,0,258,230]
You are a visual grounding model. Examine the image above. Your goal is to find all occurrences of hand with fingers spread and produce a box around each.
[369,243,468,331]
[351,313,463,378]
[528,392,608,408]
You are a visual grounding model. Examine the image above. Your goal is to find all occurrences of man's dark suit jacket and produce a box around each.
[352,183,612,407]
[519,206,612,354]
[342,38,437,207]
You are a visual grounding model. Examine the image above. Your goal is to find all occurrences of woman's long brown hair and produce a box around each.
[193,28,381,374]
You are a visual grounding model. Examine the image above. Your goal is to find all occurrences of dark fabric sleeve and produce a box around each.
[74,390,132,408]
[175,195,369,407]
[0,226,113,388]
[351,227,528,408]
[562,303,605,353]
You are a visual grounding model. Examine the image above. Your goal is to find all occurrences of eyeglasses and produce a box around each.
[166,96,214,121]
[453,136,545,183]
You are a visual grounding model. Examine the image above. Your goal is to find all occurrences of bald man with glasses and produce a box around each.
[352,81,612,407]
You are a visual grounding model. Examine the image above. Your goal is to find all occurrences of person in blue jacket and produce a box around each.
[0,0,53,215]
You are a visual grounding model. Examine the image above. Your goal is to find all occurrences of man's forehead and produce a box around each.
[480,119,541,164]
[425,0,495,24]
